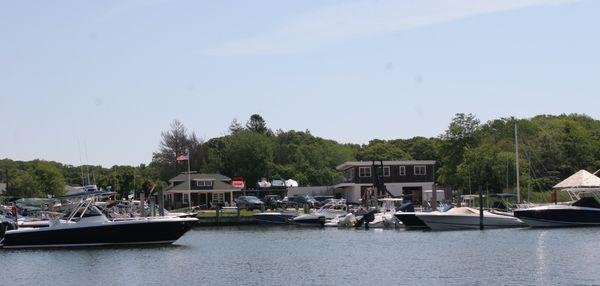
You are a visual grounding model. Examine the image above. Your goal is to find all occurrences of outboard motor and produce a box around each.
[354,210,377,228]
[0,221,14,240]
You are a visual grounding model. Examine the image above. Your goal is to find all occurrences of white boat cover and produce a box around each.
[553,170,600,189]
[285,179,299,187]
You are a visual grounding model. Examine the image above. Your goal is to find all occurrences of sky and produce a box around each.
[1,0,598,167]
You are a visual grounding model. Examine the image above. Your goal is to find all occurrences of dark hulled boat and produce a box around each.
[0,199,197,249]
[514,170,600,228]
[253,212,298,224]
[514,197,600,227]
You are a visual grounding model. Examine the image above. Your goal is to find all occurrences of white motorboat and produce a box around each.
[368,198,402,228]
[416,207,526,231]
[293,199,348,226]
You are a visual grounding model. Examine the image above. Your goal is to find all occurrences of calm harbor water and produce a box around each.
[2,226,600,286]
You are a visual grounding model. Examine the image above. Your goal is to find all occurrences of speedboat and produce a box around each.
[416,207,526,231]
[253,211,298,224]
[0,198,197,249]
[513,170,600,227]
[293,199,348,226]
[293,214,326,226]
[394,202,453,230]
[514,197,600,227]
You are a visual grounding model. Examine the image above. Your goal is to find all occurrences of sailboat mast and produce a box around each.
[515,123,521,203]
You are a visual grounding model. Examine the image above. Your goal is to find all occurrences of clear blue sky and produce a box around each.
[1,0,598,167]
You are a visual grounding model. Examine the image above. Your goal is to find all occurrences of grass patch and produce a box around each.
[196,209,258,218]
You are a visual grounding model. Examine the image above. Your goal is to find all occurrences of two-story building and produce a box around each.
[164,172,241,209]
[332,160,436,205]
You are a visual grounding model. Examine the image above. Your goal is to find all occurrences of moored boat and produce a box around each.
[253,211,298,224]
[513,170,600,228]
[0,198,197,249]
[416,207,526,231]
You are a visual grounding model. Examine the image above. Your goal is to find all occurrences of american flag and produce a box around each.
[176,148,189,161]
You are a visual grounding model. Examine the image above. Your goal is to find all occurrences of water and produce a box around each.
[2,226,600,286]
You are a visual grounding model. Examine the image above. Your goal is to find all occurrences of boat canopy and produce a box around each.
[554,170,600,190]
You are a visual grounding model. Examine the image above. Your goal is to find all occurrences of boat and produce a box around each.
[513,170,600,227]
[394,203,428,229]
[253,211,298,224]
[416,207,526,231]
[0,197,198,249]
[292,214,326,226]
[293,199,348,226]
[368,198,402,228]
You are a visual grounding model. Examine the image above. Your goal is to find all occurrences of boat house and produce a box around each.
[164,172,241,209]
[332,160,436,205]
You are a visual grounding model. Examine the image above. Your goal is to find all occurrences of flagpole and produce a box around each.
[187,149,192,211]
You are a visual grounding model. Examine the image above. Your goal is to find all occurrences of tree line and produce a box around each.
[2,113,600,199]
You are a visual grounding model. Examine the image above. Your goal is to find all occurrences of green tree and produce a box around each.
[246,114,271,135]
[223,131,275,188]
[10,172,42,198]
[32,161,66,196]
[357,141,412,161]
[437,113,480,188]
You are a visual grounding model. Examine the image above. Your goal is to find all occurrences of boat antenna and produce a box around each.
[515,122,521,203]
[594,169,600,176]
[78,140,86,186]
[84,140,91,186]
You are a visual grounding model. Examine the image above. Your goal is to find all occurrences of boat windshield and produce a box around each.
[572,196,600,208]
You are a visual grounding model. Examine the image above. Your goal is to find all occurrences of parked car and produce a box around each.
[235,196,264,211]
[263,195,283,210]
[283,195,317,208]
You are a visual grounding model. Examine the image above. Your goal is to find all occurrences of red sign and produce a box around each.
[232,177,245,188]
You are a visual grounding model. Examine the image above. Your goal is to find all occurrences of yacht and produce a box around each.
[513,170,600,227]
[0,198,197,248]
[514,197,600,227]
[415,207,526,231]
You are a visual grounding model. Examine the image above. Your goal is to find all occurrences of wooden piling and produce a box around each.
[478,186,484,230]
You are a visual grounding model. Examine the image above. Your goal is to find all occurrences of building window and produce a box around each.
[399,166,406,176]
[182,193,189,204]
[358,167,371,177]
[383,166,390,177]
[195,180,213,187]
[414,165,426,175]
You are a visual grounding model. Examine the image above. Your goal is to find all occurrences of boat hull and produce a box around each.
[394,212,429,229]
[514,206,600,227]
[253,213,297,224]
[292,214,325,226]
[1,218,198,249]
[416,213,525,231]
